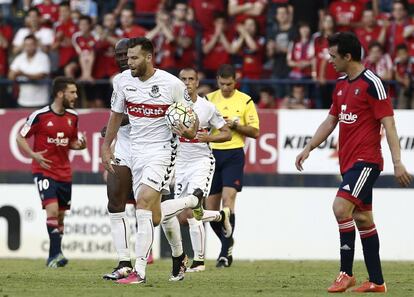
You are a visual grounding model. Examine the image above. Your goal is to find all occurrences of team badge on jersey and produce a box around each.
[184,89,191,101]
[354,88,360,95]
[149,85,161,98]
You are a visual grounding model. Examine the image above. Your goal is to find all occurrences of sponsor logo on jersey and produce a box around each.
[47,121,54,127]
[149,85,161,98]
[337,90,343,96]
[127,102,169,118]
[339,104,358,124]
[125,86,137,92]
[47,132,69,146]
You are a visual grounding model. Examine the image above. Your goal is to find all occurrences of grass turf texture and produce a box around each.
[0,259,413,297]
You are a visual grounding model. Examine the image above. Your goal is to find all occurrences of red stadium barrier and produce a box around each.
[0,109,278,174]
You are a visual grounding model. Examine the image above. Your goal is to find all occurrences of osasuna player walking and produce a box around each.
[296,32,412,293]
[161,68,232,273]
[16,77,86,267]
[101,38,138,280]
[101,37,201,284]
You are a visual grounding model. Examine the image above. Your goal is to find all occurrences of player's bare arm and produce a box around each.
[197,124,232,143]
[381,116,412,187]
[101,111,123,173]
[16,134,52,169]
[295,114,338,171]
[226,119,259,139]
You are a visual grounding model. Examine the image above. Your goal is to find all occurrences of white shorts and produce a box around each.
[131,140,177,197]
[112,125,131,168]
[175,154,215,199]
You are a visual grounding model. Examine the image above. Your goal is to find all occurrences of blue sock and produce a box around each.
[47,217,61,258]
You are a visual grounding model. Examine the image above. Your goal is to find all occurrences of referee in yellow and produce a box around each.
[206,64,260,268]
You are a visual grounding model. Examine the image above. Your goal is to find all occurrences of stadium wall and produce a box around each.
[1,185,413,261]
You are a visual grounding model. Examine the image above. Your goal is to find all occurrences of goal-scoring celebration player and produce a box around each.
[101,37,201,284]
[16,77,86,267]
[295,32,412,293]
[206,64,260,268]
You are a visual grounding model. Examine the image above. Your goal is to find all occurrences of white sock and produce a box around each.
[161,194,198,222]
[201,210,222,222]
[188,218,205,261]
[134,209,154,278]
[109,211,131,262]
[161,216,183,257]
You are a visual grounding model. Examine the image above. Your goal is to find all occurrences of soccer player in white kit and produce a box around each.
[101,37,201,284]
[174,68,233,272]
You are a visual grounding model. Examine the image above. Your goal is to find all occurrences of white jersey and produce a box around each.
[112,69,192,147]
[111,73,131,167]
[178,95,226,159]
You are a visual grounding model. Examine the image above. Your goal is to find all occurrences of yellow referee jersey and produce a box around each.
[207,89,259,150]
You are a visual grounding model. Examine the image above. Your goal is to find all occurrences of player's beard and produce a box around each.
[132,62,147,78]
[62,96,74,109]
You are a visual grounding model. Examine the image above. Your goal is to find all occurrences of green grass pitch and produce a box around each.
[0,259,413,297]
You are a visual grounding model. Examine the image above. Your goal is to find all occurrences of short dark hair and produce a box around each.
[24,34,37,42]
[52,77,76,98]
[59,1,70,8]
[27,7,40,16]
[327,32,362,62]
[79,15,92,24]
[368,41,384,52]
[217,64,236,79]
[396,43,408,52]
[128,37,154,55]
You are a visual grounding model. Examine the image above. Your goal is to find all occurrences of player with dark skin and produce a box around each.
[101,39,137,279]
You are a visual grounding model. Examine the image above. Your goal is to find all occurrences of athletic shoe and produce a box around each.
[46,253,68,268]
[191,188,204,221]
[216,256,230,268]
[116,271,146,284]
[103,261,133,280]
[327,271,356,293]
[186,260,205,272]
[221,207,232,238]
[352,281,387,293]
[169,253,188,281]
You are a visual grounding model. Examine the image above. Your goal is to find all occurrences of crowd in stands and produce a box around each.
[1,0,414,109]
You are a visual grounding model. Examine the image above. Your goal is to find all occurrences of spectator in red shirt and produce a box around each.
[202,12,233,78]
[328,0,364,32]
[36,0,59,25]
[355,8,386,54]
[172,2,196,69]
[228,0,267,34]
[385,1,411,57]
[311,14,338,108]
[70,15,96,81]
[146,10,176,72]
[257,86,277,109]
[53,2,77,75]
[134,0,161,14]
[231,17,265,79]
[120,7,146,38]
[287,22,313,79]
[364,41,393,81]
[188,0,225,34]
[0,12,12,78]
[393,44,413,109]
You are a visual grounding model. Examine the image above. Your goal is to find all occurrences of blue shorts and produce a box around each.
[33,173,72,210]
[210,148,245,195]
[337,162,381,211]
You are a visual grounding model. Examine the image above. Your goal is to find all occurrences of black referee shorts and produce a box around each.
[209,148,245,195]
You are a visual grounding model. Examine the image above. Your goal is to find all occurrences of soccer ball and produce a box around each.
[165,102,196,129]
